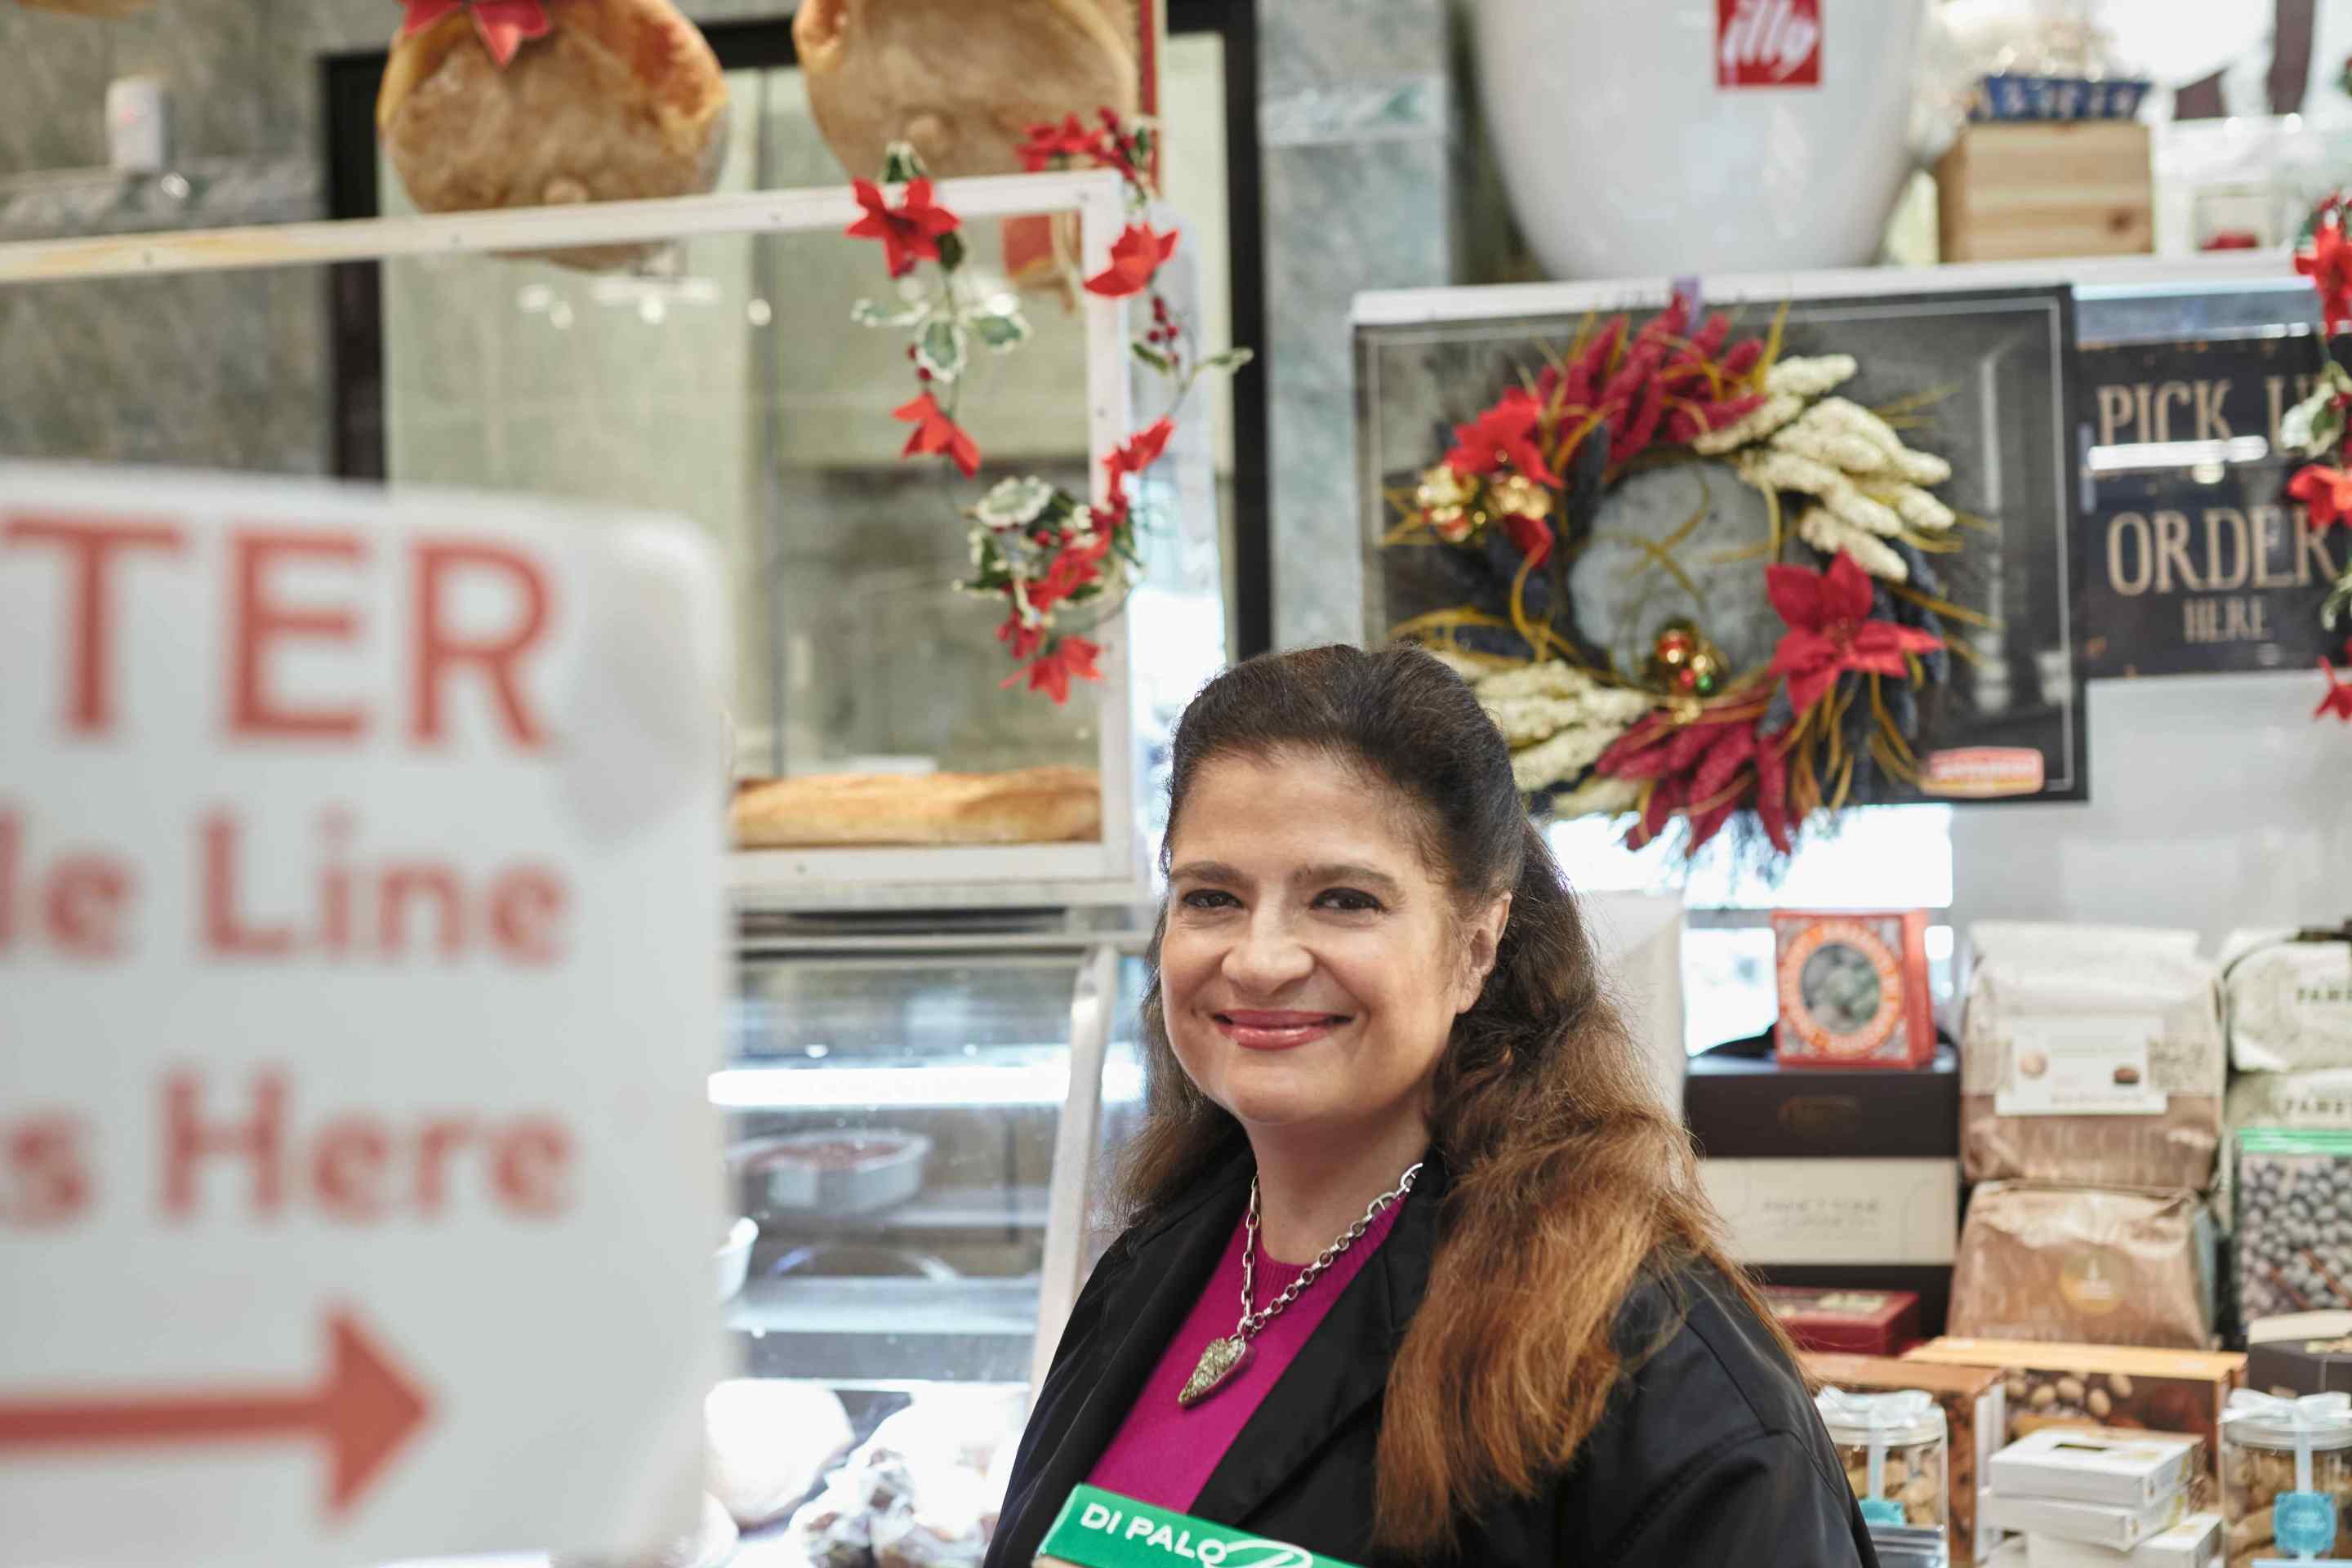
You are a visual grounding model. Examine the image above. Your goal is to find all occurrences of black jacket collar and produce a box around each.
[988,1152,1448,1563]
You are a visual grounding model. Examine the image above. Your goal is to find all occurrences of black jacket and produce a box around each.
[986,1156,1878,1567]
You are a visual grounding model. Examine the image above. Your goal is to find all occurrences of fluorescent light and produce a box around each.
[709,1059,1145,1110]
[2088,436,2271,474]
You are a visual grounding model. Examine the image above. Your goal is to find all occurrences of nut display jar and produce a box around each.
[2221,1388,2352,1566]
[1819,1386,1950,1561]
[2237,1130,2352,1324]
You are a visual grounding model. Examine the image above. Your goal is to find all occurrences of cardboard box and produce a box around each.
[2026,1511,2220,1568]
[1979,1488,2187,1552]
[1703,1157,1959,1265]
[1773,910,1936,1068]
[1765,1285,1921,1356]
[2243,1311,2352,1397]
[1686,1043,1960,1160]
[1036,1486,1360,1568]
[1806,1352,2007,1564]
[1936,120,2154,263]
[1760,1264,1954,1339]
[1988,1428,2199,1508]
[1904,1340,2245,1479]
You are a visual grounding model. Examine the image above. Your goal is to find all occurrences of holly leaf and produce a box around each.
[1198,347,1255,375]
[880,141,928,185]
[919,318,968,383]
[2325,566,2352,630]
[851,297,924,330]
[1132,342,1175,373]
[970,310,1031,351]
[937,230,966,273]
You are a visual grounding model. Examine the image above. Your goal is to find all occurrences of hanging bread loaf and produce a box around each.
[793,0,1138,181]
[731,766,1102,849]
[376,0,728,271]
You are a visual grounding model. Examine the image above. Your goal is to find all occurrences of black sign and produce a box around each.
[2077,336,2350,679]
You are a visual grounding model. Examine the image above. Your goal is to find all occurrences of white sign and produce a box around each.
[0,466,729,1568]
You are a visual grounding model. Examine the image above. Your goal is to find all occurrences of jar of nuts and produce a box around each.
[1817,1387,1949,1544]
[2221,1388,2352,1566]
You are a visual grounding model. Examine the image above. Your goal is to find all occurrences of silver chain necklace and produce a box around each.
[1174,1160,1422,1409]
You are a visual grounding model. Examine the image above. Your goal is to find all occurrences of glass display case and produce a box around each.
[703,920,1148,1561]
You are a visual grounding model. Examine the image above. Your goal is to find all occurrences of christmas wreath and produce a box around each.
[844,114,1247,702]
[2276,196,2352,723]
[1386,295,1982,857]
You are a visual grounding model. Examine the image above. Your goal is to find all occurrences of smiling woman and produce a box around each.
[983,645,1873,1567]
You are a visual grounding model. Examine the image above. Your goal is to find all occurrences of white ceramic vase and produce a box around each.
[1472,0,1929,278]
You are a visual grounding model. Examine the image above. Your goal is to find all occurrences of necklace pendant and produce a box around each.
[1177,1335,1250,1408]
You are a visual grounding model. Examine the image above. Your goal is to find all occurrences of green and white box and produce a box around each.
[1036,1486,1361,1568]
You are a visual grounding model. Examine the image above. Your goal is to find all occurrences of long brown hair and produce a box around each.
[1121,644,1789,1553]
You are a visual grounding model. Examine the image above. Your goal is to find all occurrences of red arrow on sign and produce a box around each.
[0,1309,430,1517]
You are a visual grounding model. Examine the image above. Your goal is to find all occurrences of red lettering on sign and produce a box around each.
[411,542,552,751]
[1717,0,1821,88]
[162,1067,287,1219]
[229,531,368,741]
[197,809,570,968]
[46,856,131,960]
[3,1115,92,1226]
[158,1067,575,1223]
[2,514,186,735]
[0,811,137,960]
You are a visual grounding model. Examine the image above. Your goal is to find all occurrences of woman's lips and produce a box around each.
[1214,1009,1347,1051]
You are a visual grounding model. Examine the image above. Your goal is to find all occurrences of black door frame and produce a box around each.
[320,4,1272,658]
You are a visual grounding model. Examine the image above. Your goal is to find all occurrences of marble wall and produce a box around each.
[1256,0,1454,650]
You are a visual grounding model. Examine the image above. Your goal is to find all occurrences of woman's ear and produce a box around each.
[1456,892,1512,1013]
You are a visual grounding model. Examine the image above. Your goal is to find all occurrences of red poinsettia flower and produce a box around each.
[1767,551,1944,717]
[1105,416,1176,483]
[2301,213,2352,337]
[998,614,1045,665]
[1500,510,1555,570]
[893,390,981,477]
[1030,532,1114,615]
[2319,645,2352,724]
[400,0,550,67]
[2291,464,2352,529]
[1083,223,1179,298]
[1018,114,1110,172]
[1444,389,1562,488]
[1007,635,1104,704]
[847,178,960,279]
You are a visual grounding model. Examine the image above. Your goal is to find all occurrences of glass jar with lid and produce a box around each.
[1817,1387,1949,1566]
[2221,1389,2352,1565]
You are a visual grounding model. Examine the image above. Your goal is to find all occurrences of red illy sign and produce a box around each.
[1717,0,1822,88]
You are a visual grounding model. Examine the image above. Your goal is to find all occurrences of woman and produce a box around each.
[983,646,1872,1567]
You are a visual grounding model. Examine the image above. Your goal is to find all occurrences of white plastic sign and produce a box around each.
[0,466,729,1568]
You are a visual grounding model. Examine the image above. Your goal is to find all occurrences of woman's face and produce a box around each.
[1159,750,1508,1142]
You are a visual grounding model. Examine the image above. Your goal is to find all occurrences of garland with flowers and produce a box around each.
[842,112,1250,702]
[1388,296,1982,858]
[2274,196,2352,724]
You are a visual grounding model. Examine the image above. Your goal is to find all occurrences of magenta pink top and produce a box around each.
[1084,1192,1406,1511]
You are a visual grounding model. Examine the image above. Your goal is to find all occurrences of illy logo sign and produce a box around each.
[1717,0,1822,87]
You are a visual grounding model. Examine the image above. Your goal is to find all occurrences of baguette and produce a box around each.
[732,766,1102,849]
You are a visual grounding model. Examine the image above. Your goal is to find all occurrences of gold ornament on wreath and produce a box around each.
[1385,295,1989,858]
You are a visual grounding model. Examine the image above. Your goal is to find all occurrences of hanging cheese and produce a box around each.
[376,0,729,272]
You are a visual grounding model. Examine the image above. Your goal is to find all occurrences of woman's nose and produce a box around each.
[1223,906,1312,992]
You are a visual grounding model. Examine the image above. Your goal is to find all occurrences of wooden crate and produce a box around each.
[1936,120,2153,262]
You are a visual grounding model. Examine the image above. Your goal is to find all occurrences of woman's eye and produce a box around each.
[1314,889,1383,914]
[1179,889,1239,911]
